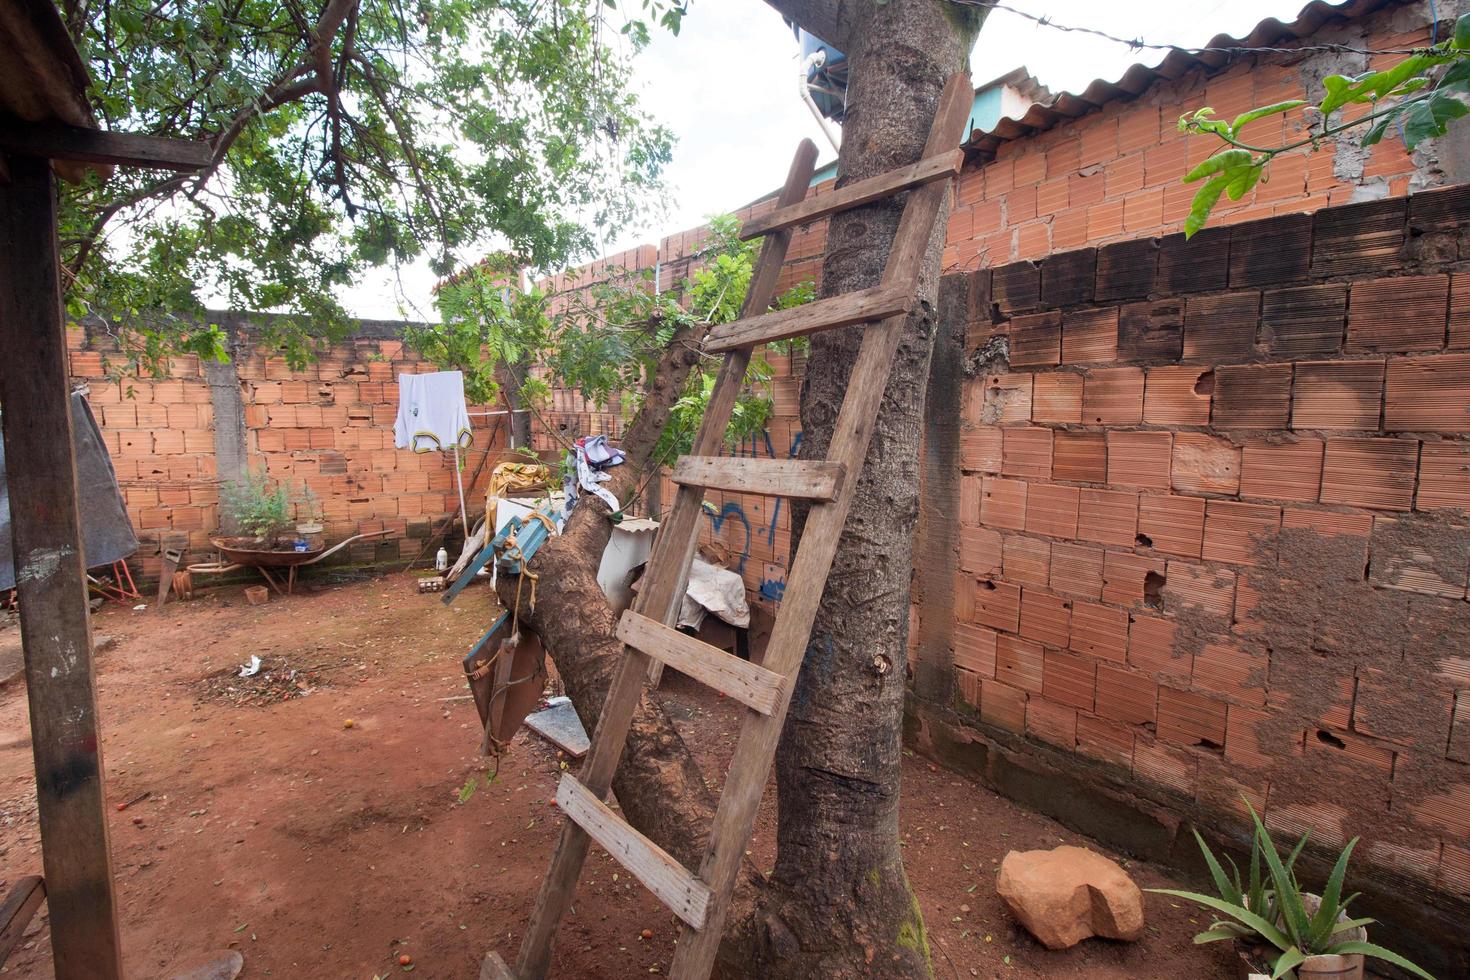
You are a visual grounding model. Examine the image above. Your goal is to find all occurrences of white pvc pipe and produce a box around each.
[800,50,841,154]
[452,442,470,533]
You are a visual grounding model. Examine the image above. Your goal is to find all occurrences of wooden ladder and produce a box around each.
[484,71,972,980]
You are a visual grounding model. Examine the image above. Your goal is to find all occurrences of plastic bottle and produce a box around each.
[435,547,448,573]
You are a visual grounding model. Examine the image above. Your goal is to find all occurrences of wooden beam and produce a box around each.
[703,284,910,353]
[739,149,964,240]
[553,774,712,929]
[0,119,210,170]
[0,154,123,979]
[671,456,844,501]
[616,611,785,715]
[0,876,45,967]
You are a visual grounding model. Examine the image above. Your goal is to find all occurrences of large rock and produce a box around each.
[995,845,1145,950]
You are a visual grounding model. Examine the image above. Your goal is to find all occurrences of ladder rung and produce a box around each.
[555,774,712,929]
[479,952,514,980]
[738,148,964,240]
[617,610,785,715]
[671,456,844,501]
[704,285,910,353]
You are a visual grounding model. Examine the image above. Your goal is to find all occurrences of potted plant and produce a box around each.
[295,486,324,541]
[220,471,296,550]
[1148,803,1434,979]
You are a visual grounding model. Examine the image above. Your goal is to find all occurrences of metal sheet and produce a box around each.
[0,392,138,590]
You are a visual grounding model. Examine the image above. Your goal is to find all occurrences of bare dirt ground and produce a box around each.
[0,574,1235,979]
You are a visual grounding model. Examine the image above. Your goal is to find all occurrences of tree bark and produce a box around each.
[726,3,981,976]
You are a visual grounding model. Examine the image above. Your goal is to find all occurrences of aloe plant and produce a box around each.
[1148,802,1435,979]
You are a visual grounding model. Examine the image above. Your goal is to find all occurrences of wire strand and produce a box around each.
[952,0,1436,58]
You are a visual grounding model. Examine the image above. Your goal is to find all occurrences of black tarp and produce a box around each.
[0,391,138,590]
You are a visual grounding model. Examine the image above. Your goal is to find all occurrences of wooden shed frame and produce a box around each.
[0,0,210,974]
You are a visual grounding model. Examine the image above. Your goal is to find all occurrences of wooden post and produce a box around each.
[0,153,124,978]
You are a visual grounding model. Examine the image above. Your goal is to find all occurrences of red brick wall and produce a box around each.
[946,3,1445,272]
[69,322,511,581]
[930,183,1470,907]
[529,4,1456,612]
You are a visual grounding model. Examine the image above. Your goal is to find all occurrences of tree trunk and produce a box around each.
[492,4,984,973]
[496,362,533,451]
[727,3,981,976]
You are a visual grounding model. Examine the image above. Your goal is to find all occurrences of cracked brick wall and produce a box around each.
[911,187,1470,960]
[66,316,511,580]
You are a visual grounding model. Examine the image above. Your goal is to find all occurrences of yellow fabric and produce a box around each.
[485,462,552,529]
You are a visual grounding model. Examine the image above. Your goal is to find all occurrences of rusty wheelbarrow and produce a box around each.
[186,529,393,595]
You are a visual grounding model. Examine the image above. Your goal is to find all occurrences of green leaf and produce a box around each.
[1183,172,1232,239]
[1437,58,1470,93]
[1144,889,1291,950]
[1326,941,1437,979]
[1389,77,1432,96]
[1247,803,1311,948]
[1456,12,1470,49]
[1193,928,1243,944]
[1307,837,1357,947]
[1183,149,1252,183]
[1320,74,1361,116]
[1193,828,1242,905]
[1231,100,1306,133]
[1368,55,1436,100]
[1361,113,1398,147]
[1225,163,1263,202]
[1330,917,1375,935]
[1403,93,1470,148]
[1271,947,1307,979]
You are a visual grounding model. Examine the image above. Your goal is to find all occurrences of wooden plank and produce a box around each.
[669,71,975,978]
[738,149,963,240]
[508,139,820,980]
[0,875,44,967]
[554,774,712,929]
[616,611,784,715]
[703,284,910,353]
[0,154,124,978]
[671,457,844,502]
[479,952,516,980]
[0,120,211,170]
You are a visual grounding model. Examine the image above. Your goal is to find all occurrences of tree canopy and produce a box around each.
[61,0,686,370]
[413,214,813,479]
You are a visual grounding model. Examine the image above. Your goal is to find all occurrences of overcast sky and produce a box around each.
[361,0,1312,321]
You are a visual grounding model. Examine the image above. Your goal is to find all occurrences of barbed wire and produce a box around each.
[949,0,1436,58]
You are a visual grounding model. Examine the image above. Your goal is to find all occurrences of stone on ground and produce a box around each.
[995,844,1145,949]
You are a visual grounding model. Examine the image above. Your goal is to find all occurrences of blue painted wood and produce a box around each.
[441,538,500,605]
[466,611,510,660]
[495,512,551,572]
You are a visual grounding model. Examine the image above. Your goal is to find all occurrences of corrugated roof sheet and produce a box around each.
[964,0,1400,160]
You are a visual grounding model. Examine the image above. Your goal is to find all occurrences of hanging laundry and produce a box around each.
[564,436,625,513]
[394,371,473,453]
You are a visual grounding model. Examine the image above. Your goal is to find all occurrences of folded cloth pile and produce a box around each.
[564,435,626,512]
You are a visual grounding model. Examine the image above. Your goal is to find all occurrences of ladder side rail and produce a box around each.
[508,138,820,980]
[668,71,974,979]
